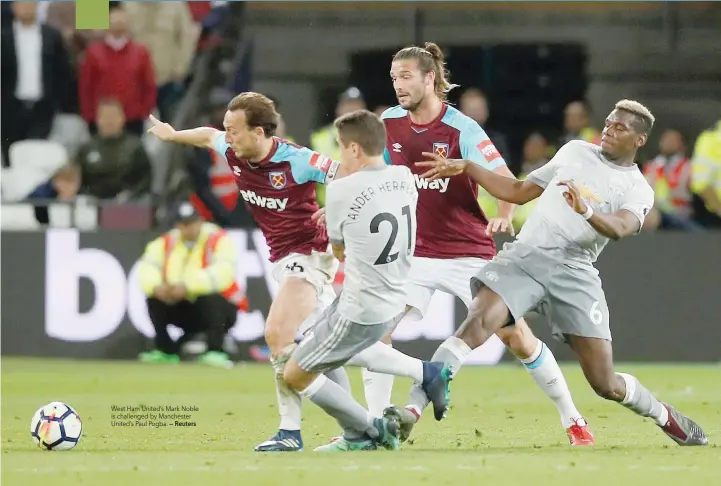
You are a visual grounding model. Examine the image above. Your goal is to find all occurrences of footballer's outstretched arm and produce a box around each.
[147,115,221,150]
[491,164,518,220]
[417,153,543,205]
[466,163,543,205]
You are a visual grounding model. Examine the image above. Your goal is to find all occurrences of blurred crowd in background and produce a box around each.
[1,1,720,233]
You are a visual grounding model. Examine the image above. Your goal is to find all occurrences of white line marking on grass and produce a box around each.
[7,464,707,474]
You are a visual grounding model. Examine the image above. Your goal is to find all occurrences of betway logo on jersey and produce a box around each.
[413,173,450,193]
[239,190,288,211]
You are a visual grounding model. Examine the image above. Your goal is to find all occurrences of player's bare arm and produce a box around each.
[147,115,221,150]
[557,180,641,240]
[487,164,517,236]
[417,152,543,205]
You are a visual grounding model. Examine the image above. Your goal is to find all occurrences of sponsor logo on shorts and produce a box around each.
[285,262,304,273]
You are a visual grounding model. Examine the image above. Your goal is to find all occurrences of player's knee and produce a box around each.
[496,320,536,358]
[264,320,293,353]
[282,360,302,391]
[456,305,491,348]
[263,325,281,349]
[588,375,623,402]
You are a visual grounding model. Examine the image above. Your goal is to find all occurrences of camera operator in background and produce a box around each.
[136,202,248,368]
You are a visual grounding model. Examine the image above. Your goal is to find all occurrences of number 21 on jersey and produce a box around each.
[370,205,414,265]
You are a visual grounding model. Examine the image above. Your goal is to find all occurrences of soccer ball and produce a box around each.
[30,402,82,451]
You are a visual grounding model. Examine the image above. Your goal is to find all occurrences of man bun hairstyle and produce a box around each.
[393,42,459,101]
[615,99,655,135]
[227,91,279,137]
[334,110,387,157]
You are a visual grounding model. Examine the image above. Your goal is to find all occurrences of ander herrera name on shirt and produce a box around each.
[347,179,416,221]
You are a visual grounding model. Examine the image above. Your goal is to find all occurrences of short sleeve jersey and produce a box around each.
[382,104,507,260]
[519,140,655,264]
[325,165,418,324]
[212,135,340,262]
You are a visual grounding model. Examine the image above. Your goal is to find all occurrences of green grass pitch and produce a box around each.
[2,358,719,485]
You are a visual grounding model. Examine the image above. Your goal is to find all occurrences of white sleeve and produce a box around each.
[620,182,655,233]
[526,141,580,188]
[526,159,558,189]
[405,167,419,202]
[325,183,346,245]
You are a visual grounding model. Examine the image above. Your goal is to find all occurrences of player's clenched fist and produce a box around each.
[147,114,176,142]
[415,152,468,180]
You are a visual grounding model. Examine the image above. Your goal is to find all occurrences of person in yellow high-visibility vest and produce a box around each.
[310,87,366,207]
[136,202,248,367]
[690,120,721,227]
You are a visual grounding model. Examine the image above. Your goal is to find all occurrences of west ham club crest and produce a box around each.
[432,143,449,159]
[269,171,287,190]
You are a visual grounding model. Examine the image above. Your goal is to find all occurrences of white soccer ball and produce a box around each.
[30,402,82,451]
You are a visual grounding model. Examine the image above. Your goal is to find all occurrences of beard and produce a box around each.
[399,92,424,112]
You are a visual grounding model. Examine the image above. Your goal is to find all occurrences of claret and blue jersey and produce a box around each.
[212,134,339,262]
[381,103,507,260]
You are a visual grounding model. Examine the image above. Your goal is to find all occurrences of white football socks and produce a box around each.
[271,347,302,431]
[349,342,426,417]
[520,339,584,428]
[618,372,668,426]
[361,368,395,417]
[274,372,303,431]
[349,341,424,382]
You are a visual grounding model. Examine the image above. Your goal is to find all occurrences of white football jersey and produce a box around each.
[325,164,418,324]
[518,140,655,265]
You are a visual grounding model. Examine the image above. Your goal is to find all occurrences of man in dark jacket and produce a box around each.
[77,98,152,200]
[1,1,73,165]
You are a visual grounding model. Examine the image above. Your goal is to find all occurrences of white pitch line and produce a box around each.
[5,464,708,474]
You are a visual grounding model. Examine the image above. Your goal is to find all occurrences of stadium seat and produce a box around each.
[4,140,69,202]
[1,167,44,203]
[9,139,69,173]
[0,203,41,230]
[0,200,98,230]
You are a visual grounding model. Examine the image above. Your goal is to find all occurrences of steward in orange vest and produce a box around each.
[136,203,248,367]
